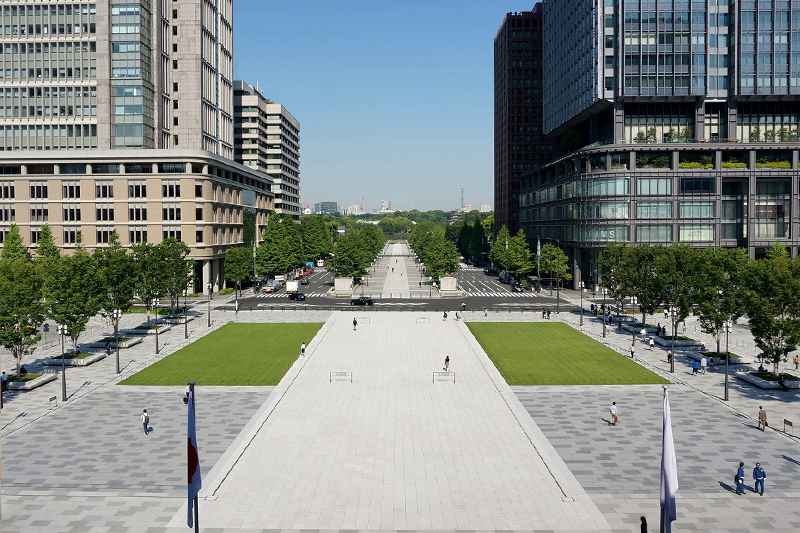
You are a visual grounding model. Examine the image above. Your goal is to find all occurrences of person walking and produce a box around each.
[700,355,708,374]
[735,462,746,494]
[757,406,767,431]
[794,355,799,370]
[692,360,699,375]
[300,342,306,357]
[666,349,672,363]
[442,311,448,322]
[648,338,655,351]
[105,341,112,356]
[629,344,635,358]
[753,463,766,496]
[484,307,488,317]
[640,327,647,342]
[141,409,150,435]
[609,401,619,426]
[353,318,358,331]
[444,355,450,372]
[1,370,7,392]
[640,516,647,533]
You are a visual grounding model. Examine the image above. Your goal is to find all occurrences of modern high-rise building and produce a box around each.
[233,80,301,220]
[520,0,800,287]
[0,1,273,291]
[314,201,338,215]
[493,6,553,234]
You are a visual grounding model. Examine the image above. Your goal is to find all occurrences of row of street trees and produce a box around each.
[0,224,193,376]
[487,225,572,289]
[331,225,386,281]
[408,223,460,280]
[599,242,800,374]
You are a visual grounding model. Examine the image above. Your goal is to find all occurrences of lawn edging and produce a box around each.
[5,373,58,390]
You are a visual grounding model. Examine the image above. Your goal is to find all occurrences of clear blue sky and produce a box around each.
[233,1,535,213]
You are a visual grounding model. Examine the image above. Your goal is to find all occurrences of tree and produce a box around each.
[598,242,629,311]
[95,231,137,328]
[224,246,253,299]
[1,223,26,261]
[539,243,572,289]
[695,247,749,356]
[744,254,800,374]
[132,242,167,323]
[299,215,333,261]
[36,224,60,261]
[0,258,46,375]
[489,225,511,269]
[505,230,535,279]
[256,215,304,277]
[621,244,664,344]
[45,244,104,357]
[332,230,370,280]
[160,238,194,311]
[655,244,700,359]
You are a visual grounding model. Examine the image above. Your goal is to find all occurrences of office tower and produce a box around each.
[520,0,800,288]
[493,5,552,234]
[314,201,338,215]
[0,1,272,291]
[233,80,301,220]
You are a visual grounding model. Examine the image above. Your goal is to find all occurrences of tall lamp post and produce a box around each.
[113,308,122,374]
[207,282,213,327]
[57,324,67,401]
[724,319,732,401]
[579,284,584,326]
[602,288,607,338]
[183,288,189,339]
[153,298,160,354]
[668,307,677,373]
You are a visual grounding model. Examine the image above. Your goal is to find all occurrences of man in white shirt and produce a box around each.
[700,355,708,374]
[300,342,306,356]
[141,409,150,435]
[609,402,618,426]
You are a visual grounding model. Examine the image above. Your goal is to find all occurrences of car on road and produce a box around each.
[289,292,306,301]
[350,296,375,306]
[300,277,309,285]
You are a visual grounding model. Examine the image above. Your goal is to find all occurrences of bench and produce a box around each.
[330,372,352,383]
[432,371,455,383]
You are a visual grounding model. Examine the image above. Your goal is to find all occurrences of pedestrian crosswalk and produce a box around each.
[462,291,538,298]
[254,292,330,298]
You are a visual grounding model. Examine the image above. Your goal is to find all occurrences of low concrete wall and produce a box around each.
[334,277,352,296]
[737,373,800,389]
[5,373,58,391]
[44,353,107,367]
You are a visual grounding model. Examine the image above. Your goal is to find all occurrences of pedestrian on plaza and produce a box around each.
[640,516,647,533]
[753,463,766,496]
[455,312,460,321]
[629,344,635,358]
[547,309,552,319]
[444,355,450,372]
[664,309,669,319]
[183,382,191,404]
[353,318,358,331]
[609,401,619,425]
[649,338,655,351]
[484,307,488,317]
[757,348,764,363]
[443,311,448,322]
[692,360,699,375]
[141,409,150,435]
[779,374,789,391]
[461,302,466,311]
[735,462,746,494]
[600,303,605,315]
[667,349,672,363]
[640,328,647,342]
[794,355,799,370]
[542,309,546,319]
[300,342,306,356]
[757,406,767,431]
[700,355,707,374]
[1,370,7,391]
[105,341,111,356]
[709,356,715,368]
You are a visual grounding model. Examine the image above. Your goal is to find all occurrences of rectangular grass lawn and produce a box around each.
[119,323,323,386]
[467,322,669,385]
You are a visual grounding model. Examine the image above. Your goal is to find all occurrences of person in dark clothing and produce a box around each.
[640,516,647,532]
[353,318,358,331]
[736,462,745,494]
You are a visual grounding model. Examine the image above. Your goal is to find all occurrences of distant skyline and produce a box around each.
[234,1,537,213]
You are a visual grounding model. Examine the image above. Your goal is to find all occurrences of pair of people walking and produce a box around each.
[736,461,767,495]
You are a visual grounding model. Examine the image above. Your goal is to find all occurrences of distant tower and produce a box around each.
[461,187,465,210]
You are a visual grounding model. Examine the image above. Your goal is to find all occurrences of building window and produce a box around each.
[195,184,203,197]
[196,229,204,243]
[125,164,152,174]
[62,203,80,222]
[195,205,203,220]
[173,100,178,110]
[158,164,185,174]
[162,203,181,221]
[679,201,716,218]
[62,181,81,199]
[679,224,715,241]
[129,181,147,198]
[29,203,49,222]
[129,204,147,221]
[130,226,147,243]
[173,135,179,146]
[173,60,178,69]
[30,228,41,244]
[637,177,673,195]
[173,117,179,126]
[30,183,49,198]
[0,205,15,222]
[96,182,114,198]
[638,225,673,242]
[680,177,715,194]
[92,164,120,174]
[0,182,15,199]
[96,204,115,221]
[63,227,80,244]
[636,201,672,218]
[97,227,113,244]
[173,43,178,53]
[162,181,181,197]
[163,227,181,240]
[172,27,177,36]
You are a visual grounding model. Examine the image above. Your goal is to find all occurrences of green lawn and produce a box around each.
[119,322,323,386]
[467,322,669,385]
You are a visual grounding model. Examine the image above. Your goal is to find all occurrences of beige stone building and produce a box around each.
[0,0,269,290]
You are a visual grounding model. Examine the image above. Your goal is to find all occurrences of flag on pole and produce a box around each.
[187,388,201,528]
[660,388,678,532]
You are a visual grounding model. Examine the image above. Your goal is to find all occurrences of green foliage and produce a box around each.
[132,242,166,322]
[598,242,628,308]
[299,215,333,260]
[224,246,253,295]
[505,230,535,279]
[539,243,572,287]
[750,125,761,141]
[695,247,749,352]
[377,216,414,237]
[621,244,664,330]
[409,222,459,279]
[755,161,791,169]
[45,246,104,356]
[743,255,800,374]
[256,215,304,277]
[36,224,60,261]
[678,162,713,169]
[219,287,235,295]
[721,161,748,168]
[119,323,324,385]
[159,238,194,310]
[1,224,26,261]
[489,225,511,269]
[560,128,586,154]
[332,226,386,280]
[242,209,256,248]
[764,242,789,260]
[467,322,668,385]
[0,258,46,374]
[94,231,137,327]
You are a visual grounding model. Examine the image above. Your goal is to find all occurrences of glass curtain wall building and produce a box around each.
[520,0,800,288]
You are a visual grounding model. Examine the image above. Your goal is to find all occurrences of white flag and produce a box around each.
[660,389,678,532]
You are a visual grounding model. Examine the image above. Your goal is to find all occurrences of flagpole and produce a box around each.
[188,381,200,533]
[193,381,199,533]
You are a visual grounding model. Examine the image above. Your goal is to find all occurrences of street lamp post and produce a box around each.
[592,269,598,297]
[57,324,67,401]
[669,307,677,373]
[183,289,189,339]
[602,288,607,338]
[153,298,160,354]
[724,319,732,401]
[580,285,584,326]
[113,308,122,374]
[207,282,213,327]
